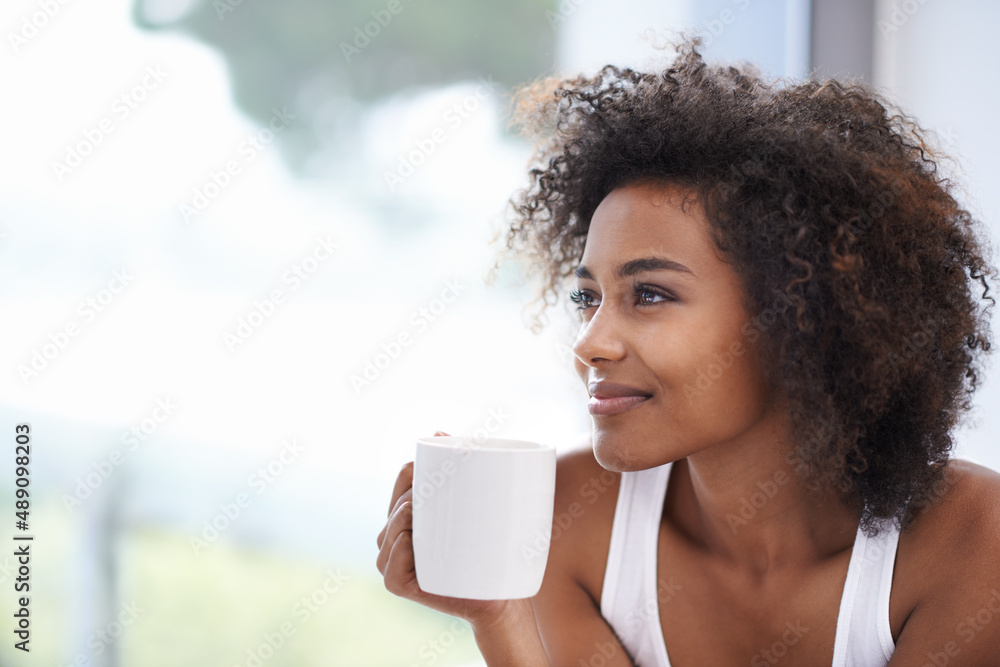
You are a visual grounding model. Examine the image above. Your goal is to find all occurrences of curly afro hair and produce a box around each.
[489,35,998,536]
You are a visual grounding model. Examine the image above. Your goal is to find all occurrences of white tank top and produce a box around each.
[600,460,900,666]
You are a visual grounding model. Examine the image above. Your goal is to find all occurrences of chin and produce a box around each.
[592,431,645,472]
[592,427,686,472]
[593,448,627,473]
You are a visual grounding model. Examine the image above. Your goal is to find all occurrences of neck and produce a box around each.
[667,407,862,579]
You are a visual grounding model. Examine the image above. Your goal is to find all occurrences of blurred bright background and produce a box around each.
[0,0,997,665]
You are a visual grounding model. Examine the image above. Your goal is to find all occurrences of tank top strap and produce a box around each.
[600,462,673,667]
[831,515,900,666]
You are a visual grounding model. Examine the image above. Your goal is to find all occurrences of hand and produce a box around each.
[375,431,513,627]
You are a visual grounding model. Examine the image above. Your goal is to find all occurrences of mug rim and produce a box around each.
[416,434,554,453]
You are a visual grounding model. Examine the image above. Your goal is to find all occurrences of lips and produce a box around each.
[587,380,653,416]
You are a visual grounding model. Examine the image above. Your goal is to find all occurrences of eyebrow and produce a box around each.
[574,256,695,281]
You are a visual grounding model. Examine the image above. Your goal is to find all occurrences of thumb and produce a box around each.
[433,431,451,437]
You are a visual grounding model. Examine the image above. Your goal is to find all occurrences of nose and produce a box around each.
[572,303,626,367]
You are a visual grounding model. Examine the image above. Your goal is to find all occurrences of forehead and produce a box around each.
[580,181,715,274]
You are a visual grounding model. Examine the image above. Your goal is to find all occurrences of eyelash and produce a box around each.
[568,281,676,310]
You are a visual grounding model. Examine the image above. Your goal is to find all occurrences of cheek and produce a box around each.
[649,314,768,432]
[676,333,770,432]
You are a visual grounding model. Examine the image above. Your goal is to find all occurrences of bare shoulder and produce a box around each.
[904,457,1000,547]
[529,436,636,666]
[889,458,1000,660]
[550,435,622,599]
[939,457,1000,506]
[899,458,1000,571]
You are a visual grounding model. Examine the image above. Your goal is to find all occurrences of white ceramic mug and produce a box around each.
[411,434,556,599]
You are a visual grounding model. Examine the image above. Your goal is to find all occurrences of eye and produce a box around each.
[632,281,676,306]
[569,289,597,310]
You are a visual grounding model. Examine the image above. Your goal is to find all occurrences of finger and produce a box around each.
[376,498,412,574]
[388,461,414,518]
[389,487,412,520]
[383,528,417,597]
[434,431,450,436]
[377,487,412,549]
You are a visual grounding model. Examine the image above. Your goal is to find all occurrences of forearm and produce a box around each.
[472,599,550,667]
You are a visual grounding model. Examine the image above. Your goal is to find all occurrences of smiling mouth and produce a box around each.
[587,394,652,416]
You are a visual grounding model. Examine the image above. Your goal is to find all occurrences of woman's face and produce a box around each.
[572,180,777,471]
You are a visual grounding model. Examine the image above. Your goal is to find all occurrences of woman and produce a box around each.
[376,36,1000,665]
